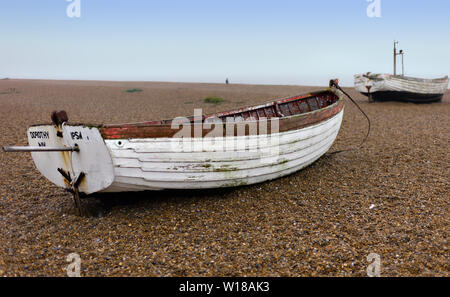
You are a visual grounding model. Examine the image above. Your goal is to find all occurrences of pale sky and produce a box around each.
[1,0,449,86]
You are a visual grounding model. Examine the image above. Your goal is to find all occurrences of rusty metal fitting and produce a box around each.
[51,110,69,126]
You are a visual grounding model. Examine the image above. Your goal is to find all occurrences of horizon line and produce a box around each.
[1,76,352,88]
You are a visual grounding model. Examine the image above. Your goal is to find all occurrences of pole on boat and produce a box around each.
[3,110,77,153]
[393,41,405,76]
[394,41,398,76]
[400,50,405,76]
[2,146,79,153]
[2,144,85,216]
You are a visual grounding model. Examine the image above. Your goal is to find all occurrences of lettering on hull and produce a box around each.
[29,131,50,139]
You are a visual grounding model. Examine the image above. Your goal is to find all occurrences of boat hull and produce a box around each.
[360,91,444,103]
[101,109,344,192]
[25,88,345,195]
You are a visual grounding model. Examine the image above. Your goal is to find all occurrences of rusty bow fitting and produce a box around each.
[51,110,69,126]
[329,79,340,88]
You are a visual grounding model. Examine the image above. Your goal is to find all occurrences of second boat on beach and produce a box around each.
[355,42,449,103]
[354,73,448,103]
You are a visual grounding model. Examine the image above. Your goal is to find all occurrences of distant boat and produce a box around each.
[3,81,344,196]
[355,42,449,103]
[354,73,448,103]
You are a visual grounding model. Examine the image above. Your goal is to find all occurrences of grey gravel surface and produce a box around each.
[0,79,448,276]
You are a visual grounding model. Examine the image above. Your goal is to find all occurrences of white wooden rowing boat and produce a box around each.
[3,84,345,199]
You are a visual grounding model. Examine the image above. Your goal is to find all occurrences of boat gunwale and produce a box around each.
[102,88,343,128]
[30,88,342,127]
[98,89,344,139]
[355,73,449,84]
[29,88,345,140]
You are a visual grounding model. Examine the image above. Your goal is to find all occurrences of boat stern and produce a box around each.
[25,119,115,195]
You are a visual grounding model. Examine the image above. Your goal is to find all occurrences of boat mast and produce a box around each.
[394,41,398,75]
[400,49,405,76]
[393,41,405,76]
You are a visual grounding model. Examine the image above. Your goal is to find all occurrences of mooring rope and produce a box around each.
[327,80,371,155]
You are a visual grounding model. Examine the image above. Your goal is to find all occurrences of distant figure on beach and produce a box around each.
[226,78,229,85]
